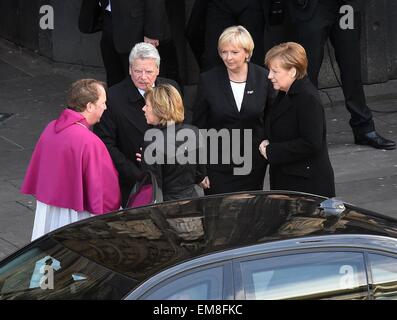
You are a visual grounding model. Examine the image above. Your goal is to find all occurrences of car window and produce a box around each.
[239,251,368,300]
[0,238,136,300]
[142,266,223,300]
[368,253,397,300]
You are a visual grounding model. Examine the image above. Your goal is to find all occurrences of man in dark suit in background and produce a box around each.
[287,0,395,150]
[94,42,180,206]
[187,0,271,71]
[79,0,173,87]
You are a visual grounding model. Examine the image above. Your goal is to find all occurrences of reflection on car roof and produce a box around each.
[49,191,397,281]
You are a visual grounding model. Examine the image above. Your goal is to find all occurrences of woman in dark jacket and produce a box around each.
[259,42,335,197]
[193,25,273,195]
[140,84,207,201]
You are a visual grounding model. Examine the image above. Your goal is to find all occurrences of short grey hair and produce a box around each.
[129,42,161,68]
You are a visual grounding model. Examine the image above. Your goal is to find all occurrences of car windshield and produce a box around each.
[0,238,136,300]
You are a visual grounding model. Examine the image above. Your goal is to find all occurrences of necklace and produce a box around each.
[75,122,88,129]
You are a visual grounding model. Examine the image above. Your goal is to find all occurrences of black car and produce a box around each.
[1,191,397,300]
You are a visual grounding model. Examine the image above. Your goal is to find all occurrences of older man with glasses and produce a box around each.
[94,42,180,207]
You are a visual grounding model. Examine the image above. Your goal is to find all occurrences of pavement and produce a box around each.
[0,38,396,260]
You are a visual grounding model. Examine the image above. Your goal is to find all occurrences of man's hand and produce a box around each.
[144,36,159,47]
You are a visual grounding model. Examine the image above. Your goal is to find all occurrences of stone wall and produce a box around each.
[0,0,396,87]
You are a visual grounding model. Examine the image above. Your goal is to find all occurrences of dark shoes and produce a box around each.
[354,131,396,150]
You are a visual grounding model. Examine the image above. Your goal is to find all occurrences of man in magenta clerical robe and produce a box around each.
[21,79,121,241]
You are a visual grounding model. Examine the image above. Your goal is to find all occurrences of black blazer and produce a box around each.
[93,76,179,206]
[193,63,273,174]
[265,76,335,198]
[287,0,363,22]
[79,0,171,53]
[142,123,206,201]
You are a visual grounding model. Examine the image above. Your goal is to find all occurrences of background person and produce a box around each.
[192,26,273,195]
[79,0,176,87]
[94,42,180,206]
[21,79,121,241]
[187,0,270,70]
[139,84,207,201]
[259,42,335,198]
[286,0,395,150]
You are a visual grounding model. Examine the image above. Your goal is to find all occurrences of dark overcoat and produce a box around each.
[265,76,335,198]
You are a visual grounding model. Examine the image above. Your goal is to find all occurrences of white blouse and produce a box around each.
[230,80,246,112]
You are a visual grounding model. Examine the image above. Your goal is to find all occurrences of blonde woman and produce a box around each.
[193,25,273,195]
[140,84,207,201]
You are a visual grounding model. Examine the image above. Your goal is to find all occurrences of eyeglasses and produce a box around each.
[131,69,156,76]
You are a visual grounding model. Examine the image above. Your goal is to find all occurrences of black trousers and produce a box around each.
[203,0,265,71]
[100,12,129,87]
[204,167,266,196]
[292,0,374,135]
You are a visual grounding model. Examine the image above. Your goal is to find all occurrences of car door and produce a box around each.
[234,249,370,300]
[366,252,397,300]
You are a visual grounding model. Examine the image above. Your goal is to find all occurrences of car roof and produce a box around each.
[47,191,397,283]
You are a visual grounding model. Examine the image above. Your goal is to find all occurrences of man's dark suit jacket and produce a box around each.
[193,63,272,184]
[79,0,170,53]
[94,76,179,206]
[265,77,335,198]
[287,0,363,22]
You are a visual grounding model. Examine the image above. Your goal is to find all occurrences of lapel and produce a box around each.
[122,78,148,134]
[269,91,292,125]
[269,77,311,125]
[239,63,256,115]
[218,65,240,118]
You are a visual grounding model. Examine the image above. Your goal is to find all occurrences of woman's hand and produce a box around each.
[259,140,269,159]
[199,176,210,189]
[136,147,143,163]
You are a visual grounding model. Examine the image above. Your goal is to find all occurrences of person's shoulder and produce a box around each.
[196,65,225,87]
[107,78,130,98]
[157,77,182,93]
[80,129,108,150]
[105,78,133,110]
[204,65,224,77]
[178,123,200,132]
[291,79,323,111]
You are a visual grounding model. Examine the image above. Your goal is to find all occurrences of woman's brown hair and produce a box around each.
[265,42,308,79]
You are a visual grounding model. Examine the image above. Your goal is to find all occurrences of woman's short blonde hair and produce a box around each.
[144,84,184,125]
[218,25,254,61]
[265,42,308,79]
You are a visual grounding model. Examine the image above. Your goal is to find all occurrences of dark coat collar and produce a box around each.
[286,76,311,95]
[123,76,169,104]
[268,76,312,124]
